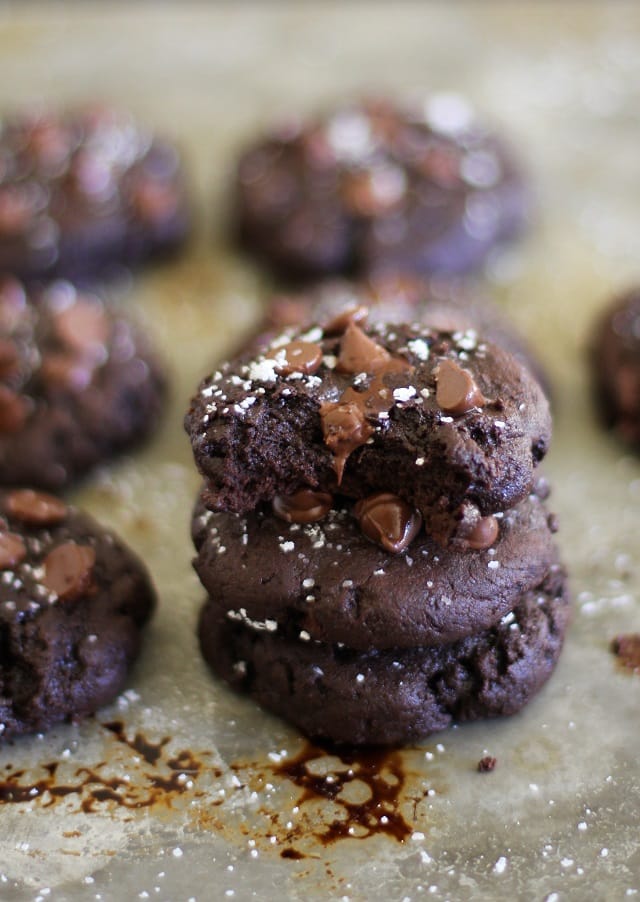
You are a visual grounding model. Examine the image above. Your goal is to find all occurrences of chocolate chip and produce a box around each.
[52,298,110,356]
[276,340,323,376]
[0,339,20,378]
[354,492,422,553]
[0,530,27,569]
[477,756,497,773]
[0,386,29,434]
[130,180,179,222]
[323,305,369,336]
[5,489,67,526]
[0,277,27,330]
[320,400,374,483]
[336,323,391,374]
[40,352,93,390]
[273,489,333,524]
[435,358,485,416]
[466,515,499,551]
[42,541,96,601]
[0,187,34,235]
[340,165,407,217]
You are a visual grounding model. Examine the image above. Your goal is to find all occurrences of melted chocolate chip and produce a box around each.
[323,305,369,336]
[276,340,323,376]
[321,338,415,480]
[273,489,333,524]
[435,358,485,416]
[0,386,28,433]
[5,489,67,526]
[466,515,499,551]
[0,531,27,569]
[42,542,96,601]
[335,323,391,374]
[320,401,374,483]
[354,492,422,553]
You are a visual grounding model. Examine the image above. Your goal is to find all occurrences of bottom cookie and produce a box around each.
[198,567,569,746]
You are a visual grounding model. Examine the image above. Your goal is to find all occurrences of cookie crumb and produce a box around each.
[611,634,640,674]
[478,755,497,773]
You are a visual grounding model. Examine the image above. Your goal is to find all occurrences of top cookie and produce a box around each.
[234,95,528,279]
[0,105,190,282]
[185,314,551,544]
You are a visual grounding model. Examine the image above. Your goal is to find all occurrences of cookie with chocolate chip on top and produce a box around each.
[234,95,529,280]
[0,277,166,491]
[191,481,561,650]
[0,105,190,282]
[0,488,156,740]
[185,312,551,545]
[198,564,570,746]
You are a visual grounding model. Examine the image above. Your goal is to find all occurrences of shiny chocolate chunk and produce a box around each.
[320,400,374,482]
[435,358,485,416]
[354,492,422,553]
[323,305,369,336]
[276,340,323,376]
[336,323,391,374]
[0,386,28,433]
[0,339,19,378]
[42,541,96,601]
[52,299,110,357]
[466,514,499,551]
[273,488,333,524]
[129,179,180,223]
[39,352,93,390]
[0,530,26,568]
[5,489,67,525]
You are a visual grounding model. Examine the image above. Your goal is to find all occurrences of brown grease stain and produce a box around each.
[272,742,413,845]
[0,721,212,812]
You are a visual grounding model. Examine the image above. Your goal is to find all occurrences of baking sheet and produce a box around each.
[1,3,640,899]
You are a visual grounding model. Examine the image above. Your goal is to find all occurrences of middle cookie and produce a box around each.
[192,484,559,650]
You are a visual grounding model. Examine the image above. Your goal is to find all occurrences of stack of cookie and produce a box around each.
[186,310,569,745]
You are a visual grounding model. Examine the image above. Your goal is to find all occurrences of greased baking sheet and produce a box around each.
[1,3,640,900]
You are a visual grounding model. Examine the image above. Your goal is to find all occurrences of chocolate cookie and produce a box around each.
[192,484,559,649]
[198,565,569,746]
[591,287,640,448]
[0,488,155,739]
[0,277,166,491]
[245,274,550,396]
[185,316,551,544]
[234,96,528,279]
[0,105,190,282]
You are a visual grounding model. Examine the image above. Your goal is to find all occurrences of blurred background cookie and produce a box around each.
[234,95,529,280]
[0,105,191,282]
[0,277,167,490]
